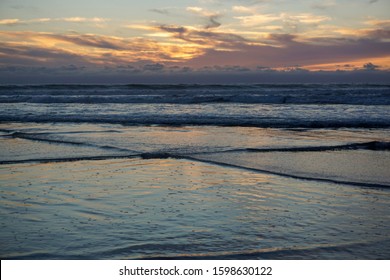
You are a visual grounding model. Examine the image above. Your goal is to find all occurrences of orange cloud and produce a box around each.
[0,17,109,26]
[0,19,20,25]
[304,57,390,71]
[1,12,389,72]
[0,31,204,66]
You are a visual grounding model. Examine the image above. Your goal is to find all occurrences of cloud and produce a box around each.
[0,31,128,51]
[48,33,127,50]
[209,0,268,5]
[61,17,108,23]
[363,62,379,70]
[267,33,296,44]
[60,64,86,71]
[1,12,389,76]
[360,19,390,40]
[234,14,279,25]
[365,29,390,40]
[234,12,330,33]
[158,25,188,35]
[365,19,390,27]
[186,33,390,70]
[143,63,165,72]
[0,43,89,67]
[186,7,204,13]
[205,15,221,29]
[0,17,109,26]
[1,63,388,84]
[186,6,222,29]
[289,14,330,24]
[0,19,22,26]
[369,0,379,4]
[0,18,54,26]
[156,24,247,47]
[0,30,204,66]
[149,8,171,15]
[3,23,387,72]
[232,6,253,14]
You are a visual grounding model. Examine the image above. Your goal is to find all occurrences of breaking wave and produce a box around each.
[0,84,389,105]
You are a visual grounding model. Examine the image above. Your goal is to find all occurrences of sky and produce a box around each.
[0,0,389,83]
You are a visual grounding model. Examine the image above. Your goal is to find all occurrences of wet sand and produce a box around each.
[1,157,390,259]
[193,150,390,187]
[1,123,390,259]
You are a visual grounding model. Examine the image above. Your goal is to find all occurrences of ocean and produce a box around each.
[0,84,389,259]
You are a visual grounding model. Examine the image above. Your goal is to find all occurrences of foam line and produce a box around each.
[9,131,135,153]
[136,240,390,260]
[2,117,389,128]
[0,154,139,165]
[2,148,389,188]
[184,156,390,189]
[188,141,390,157]
[245,141,390,152]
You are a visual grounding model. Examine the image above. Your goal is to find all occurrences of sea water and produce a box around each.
[0,84,389,259]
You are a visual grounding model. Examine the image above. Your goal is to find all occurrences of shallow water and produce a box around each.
[193,150,390,187]
[1,84,389,259]
[1,158,390,259]
[1,123,390,259]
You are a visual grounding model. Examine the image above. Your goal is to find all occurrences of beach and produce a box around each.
[1,84,390,259]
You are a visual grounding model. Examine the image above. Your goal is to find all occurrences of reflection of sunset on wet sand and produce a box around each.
[1,157,390,259]
[1,120,390,259]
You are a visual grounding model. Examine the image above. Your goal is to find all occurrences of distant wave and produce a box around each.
[0,84,389,105]
[1,83,388,90]
[1,84,389,128]
[1,115,389,128]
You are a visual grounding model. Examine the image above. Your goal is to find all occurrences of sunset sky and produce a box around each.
[0,0,389,83]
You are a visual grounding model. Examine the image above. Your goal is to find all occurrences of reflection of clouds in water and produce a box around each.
[1,156,389,259]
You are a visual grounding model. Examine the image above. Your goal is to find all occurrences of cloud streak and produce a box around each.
[0,17,109,26]
[0,30,204,66]
[188,34,390,69]
[186,6,222,29]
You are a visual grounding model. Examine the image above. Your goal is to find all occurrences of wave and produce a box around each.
[245,141,390,152]
[1,83,389,128]
[3,146,388,188]
[1,115,389,128]
[187,156,390,189]
[0,154,137,165]
[130,240,390,260]
[2,94,389,105]
[188,141,390,155]
[6,239,390,259]
[1,83,388,89]
[7,131,135,152]
[0,84,389,105]
[0,151,178,165]
[0,84,246,90]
